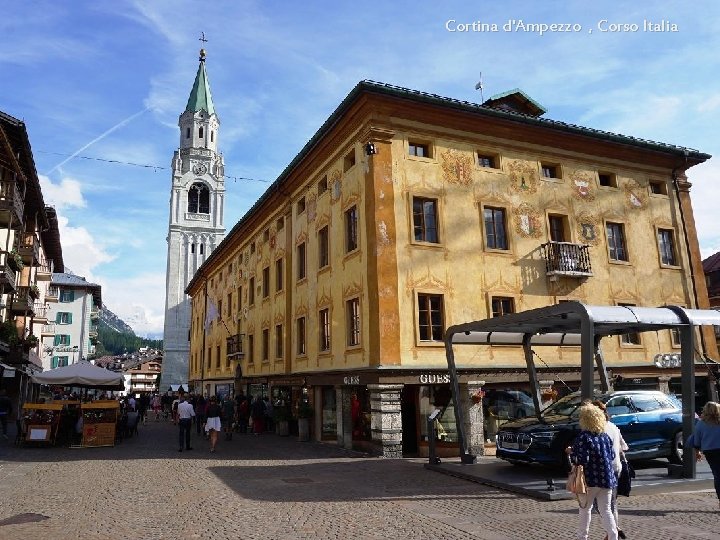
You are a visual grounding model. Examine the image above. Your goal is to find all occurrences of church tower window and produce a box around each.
[188,182,210,214]
[186,127,191,139]
[199,127,204,139]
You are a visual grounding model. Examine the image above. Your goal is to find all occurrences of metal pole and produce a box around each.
[445,333,475,463]
[522,335,542,419]
[580,317,595,400]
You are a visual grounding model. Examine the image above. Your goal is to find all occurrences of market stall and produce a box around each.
[81,400,120,447]
[21,402,63,444]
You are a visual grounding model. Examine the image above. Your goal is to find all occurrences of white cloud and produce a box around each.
[38,175,86,210]
[56,215,115,279]
[697,94,720,113]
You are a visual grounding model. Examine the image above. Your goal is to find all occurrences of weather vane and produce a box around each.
[199,32,208,61]
[199,32,208,44]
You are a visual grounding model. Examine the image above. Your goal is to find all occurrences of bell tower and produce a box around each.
[161,47,225,389]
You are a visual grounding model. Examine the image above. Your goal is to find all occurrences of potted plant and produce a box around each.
[0,319,20,347]
[29,284,40,300]
[296,400,313,442]
[7,250,23,272]
[273,406,291,436]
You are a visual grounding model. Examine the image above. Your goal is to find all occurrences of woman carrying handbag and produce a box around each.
[567,404,619,540]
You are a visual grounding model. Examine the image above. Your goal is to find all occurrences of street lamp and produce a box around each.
[71,345,79,364]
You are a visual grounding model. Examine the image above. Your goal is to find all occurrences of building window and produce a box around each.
[649,180,668,195]
[477,153,498,168]
[275,324,283,358]
[412,197,439,243]
[276,217,284,230]
[319,308,331,351]
[250,242,255,254]
[297,317,306,355]
[548,214,568,242]
[227,293,232,318]
[598,172,618,188]
[262,267,270,298]
[52,356,69,369]
[275,258,284,291]
[199,127,204,139]
[56,312,72,324]
[188,182,210,213]
[343,149,356,172]
[491,296,515,318]
[200,243,204,255]
[247,334,254,364]
[262,329,269,361]
[59,289,74,302]
[606,222,628,261]
[216,345,221,369]
[619,303,641,345]
[409,141,430,158]
[318,226,330,268]
[297,242,306,280]
[211,131,214,143]
[345,205,358,252]
[186,127,190,139]
[318,175,328,195]
[541,163,560,179]
[191,243,195,254]
[347,298,361,347]
[263,229,270,242]
[417,294,444,342]
[53,334,71,346]
[483,207,508,250]
[658,229,678,266]
[217,299,223,322]
[297,197,306,215]
[249,277,255,305]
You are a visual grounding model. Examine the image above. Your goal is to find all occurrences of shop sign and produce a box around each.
[271,377,306,386]
[419,373,450,384]
[343,375,360,385]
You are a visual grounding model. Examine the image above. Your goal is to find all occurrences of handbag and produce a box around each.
[617,456,635,497]
[566,464,589,508]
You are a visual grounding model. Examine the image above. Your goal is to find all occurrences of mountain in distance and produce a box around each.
[100,303,135,334]
[97,304,163,356]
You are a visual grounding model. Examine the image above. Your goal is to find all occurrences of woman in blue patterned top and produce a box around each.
[568,404,618,540]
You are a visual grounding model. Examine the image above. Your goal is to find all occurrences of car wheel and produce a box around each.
[669,431,683,464]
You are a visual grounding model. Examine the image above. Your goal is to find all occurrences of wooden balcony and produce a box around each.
[10,287,35,315]
[540,241,593,279]
[0,180,24,227]
[0,261,17,292]
[16,232,40,266]
[226,334,245,359]
[37,257,53,281]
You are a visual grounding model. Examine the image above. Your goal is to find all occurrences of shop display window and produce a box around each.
[418,385,458,443]
[321,387,337,439]
[482,388,535,441]
[350,386,371,441]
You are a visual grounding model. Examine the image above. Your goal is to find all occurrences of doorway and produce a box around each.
[401,386,418,456]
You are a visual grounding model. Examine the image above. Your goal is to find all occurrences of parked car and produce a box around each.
[483,389,536,420]
[495,390,683,469]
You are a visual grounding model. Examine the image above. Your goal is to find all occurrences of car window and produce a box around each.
[604,396,633,416]
[630,395,663,412]
[655,395,679,410]
[542,394,583,417]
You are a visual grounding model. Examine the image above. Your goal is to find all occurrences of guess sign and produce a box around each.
[343,375,360,385]
[419,374,451,384]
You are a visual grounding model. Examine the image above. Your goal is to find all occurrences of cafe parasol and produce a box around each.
[32,361,124,390]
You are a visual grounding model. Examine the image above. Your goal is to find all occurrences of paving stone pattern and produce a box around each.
[0,420,718,539]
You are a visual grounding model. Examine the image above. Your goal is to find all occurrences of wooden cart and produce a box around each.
[21,403,63,445]
[81,401,120,447]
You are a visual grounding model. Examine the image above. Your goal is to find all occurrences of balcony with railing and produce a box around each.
[33,302,48,321]
[46,286,59,302]
[226,334,244,360]
[89,324,98,338]
[37,257,53,280]
[10,287,35,315]
[41,323,56,336]
[0,179,24,226]
[16,232,40,266]
[90,307,100,320]
[540,242,593,279]
[0,255,17,292]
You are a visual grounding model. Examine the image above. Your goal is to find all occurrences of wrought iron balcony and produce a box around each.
[0,180,24,226]
[226,334,244,359]
[540,241,593,278]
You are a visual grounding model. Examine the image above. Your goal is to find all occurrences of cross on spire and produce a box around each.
[199,32,208,44]
[198,32,208,61]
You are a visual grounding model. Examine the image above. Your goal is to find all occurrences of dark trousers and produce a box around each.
[196,414,206,434]
[0,414,7,436]
[178,418,192,449]
[705,448,720,499]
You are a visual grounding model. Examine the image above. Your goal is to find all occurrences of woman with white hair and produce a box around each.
[687,401,720,510]
[568,404,618,540]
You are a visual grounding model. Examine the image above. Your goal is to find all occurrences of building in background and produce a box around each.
[161,48,225,390]
[703,252,720,352]
[186,81,716,457]
[125,357,162,396]
[0,110,64,412]
[44,273,101,369]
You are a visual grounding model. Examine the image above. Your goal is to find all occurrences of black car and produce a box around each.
[495,390,684,469]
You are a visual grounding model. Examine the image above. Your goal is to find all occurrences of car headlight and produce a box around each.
[532,431,558,443]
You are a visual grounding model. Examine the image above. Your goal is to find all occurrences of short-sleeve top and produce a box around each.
[570,430,617,489]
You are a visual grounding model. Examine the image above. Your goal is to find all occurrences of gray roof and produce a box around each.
[51,272,102,306]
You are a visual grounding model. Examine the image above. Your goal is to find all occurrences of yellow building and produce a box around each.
[186,82,716,457]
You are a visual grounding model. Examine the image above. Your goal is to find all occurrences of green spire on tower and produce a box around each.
[185,48,215,116]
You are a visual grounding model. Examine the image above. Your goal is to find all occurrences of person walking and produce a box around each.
[251,395,266,435]
[177,394,195,452]
[221,394,235,441]
[151,394,162,421]
[195,395,207,435]
[594,400,629,539]
[264,396,274,433]
[568,403,618,540]
[687,401,720,511]
[205,396,222,452]
[237,393,250,434]
[0,389,12,440]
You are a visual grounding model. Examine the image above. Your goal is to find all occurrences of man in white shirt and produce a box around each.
[177,394,195,452]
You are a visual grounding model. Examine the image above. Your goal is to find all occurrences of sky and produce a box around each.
[3,1,719,339]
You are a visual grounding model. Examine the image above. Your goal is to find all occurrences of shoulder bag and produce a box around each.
[566,464,589,507]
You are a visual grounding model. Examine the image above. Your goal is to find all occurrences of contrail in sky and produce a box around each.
[45,106,151,175]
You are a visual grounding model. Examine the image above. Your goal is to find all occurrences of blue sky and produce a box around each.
[3,1,719,338]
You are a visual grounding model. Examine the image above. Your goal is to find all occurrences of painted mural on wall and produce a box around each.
[440,149,474,186]
[576,212,600,246]
[624,180,647,209]
[569,170,595,201]
[331,169,342,202]
[307,193,317,223]
[507,159,539,194]
[513,203,542,238]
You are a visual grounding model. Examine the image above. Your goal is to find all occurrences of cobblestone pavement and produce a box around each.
[0,419,718,539]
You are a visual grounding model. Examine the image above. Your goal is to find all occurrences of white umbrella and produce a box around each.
[32,361,124,389]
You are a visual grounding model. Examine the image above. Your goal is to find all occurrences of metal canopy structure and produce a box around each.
[444,301,720,477]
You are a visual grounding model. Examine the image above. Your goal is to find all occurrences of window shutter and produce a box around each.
[69,290,75,301]
[53,335,61,346]
[68,313,73,324]
[52,356,58,369]
[56,312,61,323]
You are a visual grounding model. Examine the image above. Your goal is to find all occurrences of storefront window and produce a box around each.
[215,384,233,400]
[321,387,337,439]
[419,385,458,443]
[482,388,535,441]
[350,386,371,441]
